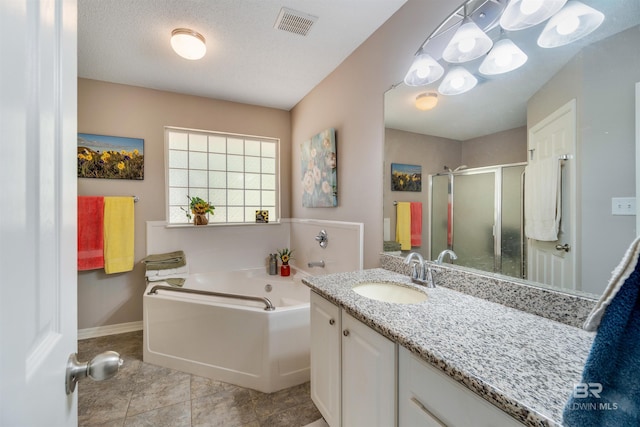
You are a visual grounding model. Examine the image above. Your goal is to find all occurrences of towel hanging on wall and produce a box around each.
[524,156,562,241]
[77,196,105,271]
[395,202,411,251]
[103,196,135,274]
[410,202,422,247]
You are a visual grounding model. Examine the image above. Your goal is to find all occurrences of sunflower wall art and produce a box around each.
[301,128,337,207]
[77,133,144,180]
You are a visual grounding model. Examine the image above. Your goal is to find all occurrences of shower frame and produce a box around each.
[428,162,527,278]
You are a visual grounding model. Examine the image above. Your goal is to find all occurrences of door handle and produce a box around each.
[65,351,123,394]
[555,243,570,252]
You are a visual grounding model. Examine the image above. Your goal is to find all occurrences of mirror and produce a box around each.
[384,0,640,297]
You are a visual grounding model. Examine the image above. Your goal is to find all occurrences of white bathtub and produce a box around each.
[143,268,311,393]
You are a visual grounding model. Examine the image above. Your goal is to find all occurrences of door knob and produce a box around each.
[555,243,570,252]
[65,351,123,394]
[343,329,350,337]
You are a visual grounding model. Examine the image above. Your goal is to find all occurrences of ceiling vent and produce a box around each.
[274,7,318,36]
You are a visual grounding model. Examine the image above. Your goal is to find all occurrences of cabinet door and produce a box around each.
[310,292,341,427]
[398,348,524,427]
[342,312,397,427]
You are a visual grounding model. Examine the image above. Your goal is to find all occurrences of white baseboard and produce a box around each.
[78,321,143,340]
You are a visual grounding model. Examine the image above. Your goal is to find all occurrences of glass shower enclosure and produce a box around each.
[429,163,526,279]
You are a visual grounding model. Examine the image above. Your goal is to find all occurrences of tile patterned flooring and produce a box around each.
[78,331,324,427]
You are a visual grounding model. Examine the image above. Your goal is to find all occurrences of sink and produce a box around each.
[352,282,427,304]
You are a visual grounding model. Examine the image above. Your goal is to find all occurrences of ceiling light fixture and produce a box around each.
[442,17,493,63]
[415,92,438,111]
[438,67,477,96]
[171,28,206,60]
[500,0,567,31]
[479,38,528,75]
[537,1,604,48]
[404,50,445,86]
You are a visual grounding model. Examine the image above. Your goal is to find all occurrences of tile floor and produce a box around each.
[78,331,325,427]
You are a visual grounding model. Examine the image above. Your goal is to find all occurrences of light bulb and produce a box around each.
[451,77,465,89]
[458,38,477,53]
[520,0,543,15]
[556,15,580,35]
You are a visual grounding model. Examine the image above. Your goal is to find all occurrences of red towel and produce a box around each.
[410,202,422,247]
[78,196,105,271]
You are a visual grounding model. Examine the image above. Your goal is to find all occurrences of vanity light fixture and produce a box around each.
[500,0,567,31]
[171,28,206,60]
[442,16,493,64]
[537,1,604,48]
[415,92,438,111]
[479,38,528,75]
[438,67,477,96]
[404,50,445,86]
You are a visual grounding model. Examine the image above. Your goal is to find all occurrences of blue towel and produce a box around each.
[563,255,640,426]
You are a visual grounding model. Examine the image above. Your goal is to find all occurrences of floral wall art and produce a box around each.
[301,128,337,207]
[77,133,144,180]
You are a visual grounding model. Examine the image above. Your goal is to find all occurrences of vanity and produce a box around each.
[303,265,595,427]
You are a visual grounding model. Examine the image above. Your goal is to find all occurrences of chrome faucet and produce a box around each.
[436,249,457,264]
[308,260,325,268]
[403,252,425,282]
[404,252,436,288]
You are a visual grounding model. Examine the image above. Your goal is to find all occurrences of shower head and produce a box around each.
[454,165,468,172]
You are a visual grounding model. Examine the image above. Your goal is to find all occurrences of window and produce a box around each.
[165,127,279,224]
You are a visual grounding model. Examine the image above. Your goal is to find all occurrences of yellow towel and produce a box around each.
[103,197,135,274]
[395,202,411,251]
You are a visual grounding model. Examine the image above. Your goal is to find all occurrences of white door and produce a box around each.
[0,1,78,426]
[527,100,577,290]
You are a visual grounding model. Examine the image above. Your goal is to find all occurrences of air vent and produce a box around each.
[274,7,318,36]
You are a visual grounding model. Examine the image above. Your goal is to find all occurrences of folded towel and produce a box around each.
[383,241,402,252]
[524,156,561,241]
[145,265,189,278]
[142,250,185,266]
[77,196,105,271]
[410,202,422,247]
[161,278,185,287]
[396,202,411,251]
[103,197,135,274]
[147,273,189,282]
[563,236,640,426]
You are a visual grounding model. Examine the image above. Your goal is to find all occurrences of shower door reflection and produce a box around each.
[429,163,526,279]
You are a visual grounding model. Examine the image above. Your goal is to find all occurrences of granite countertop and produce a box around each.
[302,268,595,427]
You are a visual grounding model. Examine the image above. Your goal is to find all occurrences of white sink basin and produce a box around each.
[352,282,427,304]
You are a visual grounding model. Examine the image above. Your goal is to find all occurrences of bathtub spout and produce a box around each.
[308,260,325,268]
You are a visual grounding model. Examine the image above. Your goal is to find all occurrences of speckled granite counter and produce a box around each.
[302,268,595,427]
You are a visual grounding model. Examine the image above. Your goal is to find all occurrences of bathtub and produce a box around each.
[143,268,311,393]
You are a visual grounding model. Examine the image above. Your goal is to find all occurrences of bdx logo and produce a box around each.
[573,383,603,398]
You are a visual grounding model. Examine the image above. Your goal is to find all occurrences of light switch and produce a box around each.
[612,197,636,216]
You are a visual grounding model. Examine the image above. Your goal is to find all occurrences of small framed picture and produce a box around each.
[255,210,269,223]
[391,163,422,192]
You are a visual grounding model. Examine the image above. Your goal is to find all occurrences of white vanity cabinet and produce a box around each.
[310,291,396,427]
[398,347,524,427]
[310,291,342,427]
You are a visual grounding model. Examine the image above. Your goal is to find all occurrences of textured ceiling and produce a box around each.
[78,0,407,111]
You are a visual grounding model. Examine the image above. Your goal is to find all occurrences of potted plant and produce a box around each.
[182,196,215,225]
[277,248,294,276]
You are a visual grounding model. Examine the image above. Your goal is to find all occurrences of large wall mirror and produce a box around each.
[384,0,639,297]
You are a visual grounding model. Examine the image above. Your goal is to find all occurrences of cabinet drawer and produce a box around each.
[398,347,524,427]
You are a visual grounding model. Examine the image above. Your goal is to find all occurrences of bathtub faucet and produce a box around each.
[308,260,325,268]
